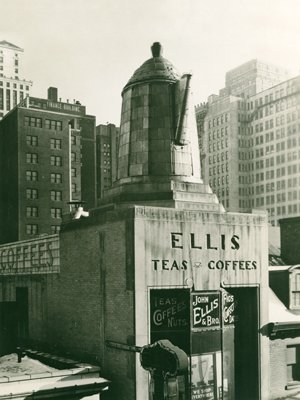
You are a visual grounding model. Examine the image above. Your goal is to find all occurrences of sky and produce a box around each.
[1,0,300,125]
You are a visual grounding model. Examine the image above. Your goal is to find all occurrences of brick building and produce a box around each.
[96,123,119,201]
[195,61,300,226]
[0,40,32,119]
[0,88,96,244]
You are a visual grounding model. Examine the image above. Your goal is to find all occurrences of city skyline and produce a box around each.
[1,0,300,125]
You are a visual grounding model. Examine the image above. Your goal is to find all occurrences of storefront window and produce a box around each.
[191,352,222,399]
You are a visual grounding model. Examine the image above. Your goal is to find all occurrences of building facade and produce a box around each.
[0,40,32,119]
[225,59,290,98]
[196,61,300,226]
[0,88,96,244]
[267,217,300,399]
[96,123,118,201]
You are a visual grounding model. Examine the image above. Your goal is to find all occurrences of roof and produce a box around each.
[269,264,300,272]
[0,353,55,377]
[269,265,291,272]
[123,42,180,91]
[269,288,300,323]
[0,40,23,51]
[0,353,110,399]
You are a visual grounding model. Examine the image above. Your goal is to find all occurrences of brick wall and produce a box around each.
[269,337,300,399]
[80,116,96,208]
[0,109,19,244]
[0,274,59,345]
[46,208,136,400]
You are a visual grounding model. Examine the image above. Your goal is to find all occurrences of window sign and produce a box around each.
[0,235,59,275]
[192,292,220,330]
[222,291,235,326]
[191,352,222,400]
[191,354,214,399]
[150,289,190,353]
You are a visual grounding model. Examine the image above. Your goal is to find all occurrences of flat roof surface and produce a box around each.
[0,353,109,398]
[0,353,56,377]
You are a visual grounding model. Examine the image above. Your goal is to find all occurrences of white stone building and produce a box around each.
[0,40,32,119]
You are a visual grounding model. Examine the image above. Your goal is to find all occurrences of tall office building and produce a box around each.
[0,87,96,244]
[96,123,119,200]
[0,40,32,119]
[225,59,290,98]
[196,60,300,226]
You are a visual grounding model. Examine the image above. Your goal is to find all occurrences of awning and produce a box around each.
[268,288,300,338]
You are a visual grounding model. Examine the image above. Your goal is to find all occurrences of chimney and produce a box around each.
[48,87,58,102]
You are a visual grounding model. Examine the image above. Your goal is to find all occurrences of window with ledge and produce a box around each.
[50,155,62,167]
[26,224,38,235]
[45,119,62,130]
[26,171,38,181]
[51,208,62,219]
[290,270,300,309]
[51,225,61,234]
[50,173,62,184]
[24,116,42,128]
[26,206,38,217]
[50,190,62,201]
[26,188,38,199]
[287,345,300,386]
[26,153,38,164]
[26,135,38,146]
[50,138,61,149]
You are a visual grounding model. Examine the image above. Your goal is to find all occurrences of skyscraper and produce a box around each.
[225,59,290,97]
[196,60,300,226]
[0,88,96,244]
[0,40,32,119]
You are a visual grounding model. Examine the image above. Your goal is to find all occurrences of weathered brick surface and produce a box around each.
[43,209,136,400]
[0,209,136,399]
[269,337,300,399]
[0,273,59,345]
